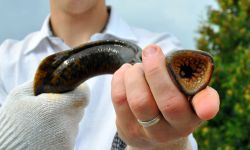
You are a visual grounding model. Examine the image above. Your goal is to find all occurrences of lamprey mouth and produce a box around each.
[166,50,214,96]
[33,40,214,96]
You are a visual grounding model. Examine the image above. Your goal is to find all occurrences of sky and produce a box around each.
[0,0,217,49]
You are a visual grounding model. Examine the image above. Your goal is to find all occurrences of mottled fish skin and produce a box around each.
[34,40,142,95]
[33,40,214,97]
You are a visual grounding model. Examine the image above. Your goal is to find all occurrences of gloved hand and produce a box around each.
[0,81,89,150]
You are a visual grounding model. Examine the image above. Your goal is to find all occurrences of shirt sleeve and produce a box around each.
[111,132,197,150]
[155,32,183,55]
[111,132,126,150]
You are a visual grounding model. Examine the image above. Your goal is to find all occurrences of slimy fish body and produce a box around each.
[34,40,214,97]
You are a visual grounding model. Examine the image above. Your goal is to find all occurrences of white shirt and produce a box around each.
[0,7,197,150]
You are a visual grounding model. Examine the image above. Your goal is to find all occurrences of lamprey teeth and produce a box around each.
[166,49,214,96]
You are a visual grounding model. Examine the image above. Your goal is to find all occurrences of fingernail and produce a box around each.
[143,46,157,57]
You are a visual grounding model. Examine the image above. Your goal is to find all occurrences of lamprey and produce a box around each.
[33,40,214,96]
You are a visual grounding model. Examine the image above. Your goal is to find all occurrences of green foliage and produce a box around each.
[194,0,250,149]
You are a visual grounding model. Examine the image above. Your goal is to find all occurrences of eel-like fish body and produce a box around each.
[33,40,214,96]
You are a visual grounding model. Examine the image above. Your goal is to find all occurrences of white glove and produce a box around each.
[0,81,89,150]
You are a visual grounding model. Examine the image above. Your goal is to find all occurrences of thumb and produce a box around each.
[192,86,220,120]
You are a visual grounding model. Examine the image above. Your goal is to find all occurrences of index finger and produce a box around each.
[141,45,199,130]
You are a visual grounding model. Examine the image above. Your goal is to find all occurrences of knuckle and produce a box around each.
[112,71,122,84]
[160,95,184,115]
[129,93,151,113]
[124,64,143,79]
[146,65,162,78]
[112,90,127,106]
[118,63,132,73]
[112,63,131,84]
[111,67,128,106]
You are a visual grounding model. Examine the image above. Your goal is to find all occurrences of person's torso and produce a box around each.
[0,9,187,149]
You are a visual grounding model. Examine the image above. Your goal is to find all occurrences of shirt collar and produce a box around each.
[24,6,138,54]
[23,15,53,54]
[91,7,138,42]
[40,15,54,38]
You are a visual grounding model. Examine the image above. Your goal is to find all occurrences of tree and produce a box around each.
[194,0,250,149]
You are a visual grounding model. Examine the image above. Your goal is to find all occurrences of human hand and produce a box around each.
[111,45,220,150]
[0,81,89,150]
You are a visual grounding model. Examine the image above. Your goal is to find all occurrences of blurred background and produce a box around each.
[1,0,250,149]
[0,0,216,48]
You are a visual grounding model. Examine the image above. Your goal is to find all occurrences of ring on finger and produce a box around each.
[137,115,161,128]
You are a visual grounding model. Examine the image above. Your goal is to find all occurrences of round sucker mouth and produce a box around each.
[167,49,214,96]
[177,56,207,82]
[180,63,195,79]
